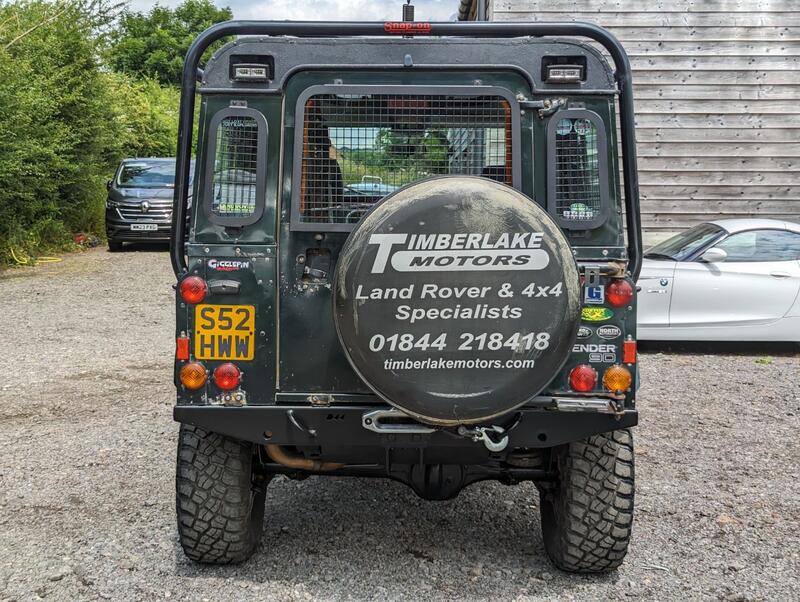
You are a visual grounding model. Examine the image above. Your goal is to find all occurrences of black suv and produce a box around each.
[106,158,193,251]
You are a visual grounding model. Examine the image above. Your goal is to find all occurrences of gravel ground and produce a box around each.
[1,245,799,602]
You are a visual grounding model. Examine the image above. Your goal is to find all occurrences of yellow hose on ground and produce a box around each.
[8,247,62,266]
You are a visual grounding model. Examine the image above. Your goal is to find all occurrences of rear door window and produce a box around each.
[291,86,519,231]
[204,107,267,226]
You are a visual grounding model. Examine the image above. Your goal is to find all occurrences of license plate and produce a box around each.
[130,223,158,231]
[194,305,255,360]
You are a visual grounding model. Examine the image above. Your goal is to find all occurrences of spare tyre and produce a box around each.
[333,176,581,425]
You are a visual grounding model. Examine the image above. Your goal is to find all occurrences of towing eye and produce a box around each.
[457,425,509,452]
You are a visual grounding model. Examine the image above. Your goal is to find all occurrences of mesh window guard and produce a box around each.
[211,115,259,218]
[296,93,514,227]
[549,109,607,229]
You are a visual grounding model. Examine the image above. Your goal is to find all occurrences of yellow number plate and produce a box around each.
[194,304,255,360]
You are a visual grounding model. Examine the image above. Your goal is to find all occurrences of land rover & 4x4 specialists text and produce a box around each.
[169,19,642,573]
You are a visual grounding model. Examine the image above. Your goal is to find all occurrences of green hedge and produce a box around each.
[0,1,181,265]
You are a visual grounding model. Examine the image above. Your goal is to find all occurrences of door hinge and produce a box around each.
[519,97,568,118]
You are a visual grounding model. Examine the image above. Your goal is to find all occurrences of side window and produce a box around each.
[547,109,609,230]
[204,107,267,226]
[717,230,800,262]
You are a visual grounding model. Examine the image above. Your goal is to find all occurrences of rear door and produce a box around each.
[278,77,527,394]
[669,229,800,328]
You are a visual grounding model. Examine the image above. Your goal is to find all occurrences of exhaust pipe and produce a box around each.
[264,444,343,471]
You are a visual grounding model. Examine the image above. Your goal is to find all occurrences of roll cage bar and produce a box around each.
[170,20,642,279]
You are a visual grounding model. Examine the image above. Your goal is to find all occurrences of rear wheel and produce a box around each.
[539,429,634,573]
[176,424,268,564]
[107,239,123,252]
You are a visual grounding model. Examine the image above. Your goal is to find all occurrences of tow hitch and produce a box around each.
[456,425,509,452]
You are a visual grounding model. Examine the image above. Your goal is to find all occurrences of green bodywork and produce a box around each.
[176,65,635,407]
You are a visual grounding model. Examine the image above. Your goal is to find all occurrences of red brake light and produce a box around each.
[179,276,207,304]
[569,364,597,393]
[214,363,241,390]
[606,279,634,308]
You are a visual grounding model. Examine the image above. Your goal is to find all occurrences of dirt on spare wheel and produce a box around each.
[0,245,798,601]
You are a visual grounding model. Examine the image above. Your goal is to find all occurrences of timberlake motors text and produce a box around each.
[367,232,549,273]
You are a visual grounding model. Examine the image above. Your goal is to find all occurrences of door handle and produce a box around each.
[770,272,791,279]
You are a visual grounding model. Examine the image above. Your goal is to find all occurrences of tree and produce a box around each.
[107,0,232,86]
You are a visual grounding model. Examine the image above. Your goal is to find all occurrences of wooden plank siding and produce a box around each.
[472,0,800,241]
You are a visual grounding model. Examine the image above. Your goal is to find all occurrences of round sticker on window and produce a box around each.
[556,120,573,136]
[573,119,592,136]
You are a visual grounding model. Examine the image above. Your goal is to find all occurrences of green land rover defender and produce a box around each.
[170,17,642,573]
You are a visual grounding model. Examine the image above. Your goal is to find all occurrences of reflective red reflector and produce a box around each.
[623,340,637,364]
[606,279,634,307]
[214,363,241,390]
[179,276,207,304]
[176,337,190,360]
[569,364,597,393]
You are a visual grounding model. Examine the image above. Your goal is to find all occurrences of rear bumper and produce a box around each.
[173,403,638,450]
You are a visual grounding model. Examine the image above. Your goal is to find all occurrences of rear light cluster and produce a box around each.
[569,364,597,392]
[178,361,243,391]
[603,365,632,393]
[180,362,207,390]
[213,363,241,390]
[606,279,633,308]
[179,276,207,304]
[569,364,632,394]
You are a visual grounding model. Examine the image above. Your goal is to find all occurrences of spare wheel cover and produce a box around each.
[333,176,581,425]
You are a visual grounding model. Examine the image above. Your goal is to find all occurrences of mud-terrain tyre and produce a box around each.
[107,239,123,252]
[176,424,268,564]
[539,429,634,573]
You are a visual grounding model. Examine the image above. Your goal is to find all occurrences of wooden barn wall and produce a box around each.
[487,0,800,241]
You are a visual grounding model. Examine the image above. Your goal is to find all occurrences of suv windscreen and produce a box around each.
[117,161,176,188]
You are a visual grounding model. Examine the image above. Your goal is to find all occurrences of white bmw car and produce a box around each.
[637,219,800,341]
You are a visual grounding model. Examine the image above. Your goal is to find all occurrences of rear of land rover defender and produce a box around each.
[171,20,641,572]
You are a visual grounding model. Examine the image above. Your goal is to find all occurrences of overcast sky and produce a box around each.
[128,0,458,21]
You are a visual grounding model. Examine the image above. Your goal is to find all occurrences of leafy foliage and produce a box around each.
[0,0,213,265]
[107,0,232,85]
[0,0,119,260]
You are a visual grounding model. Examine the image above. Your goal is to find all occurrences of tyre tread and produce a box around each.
[175,424,265,564]
[541,429,635,573]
